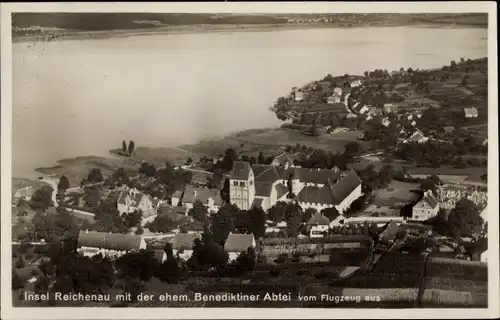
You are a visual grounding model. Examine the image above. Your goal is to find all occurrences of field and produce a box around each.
[12,178,48,199]
[181,127,366,158]
[372,181,421,207]
[109,146,199,167]
[34,156,138,186]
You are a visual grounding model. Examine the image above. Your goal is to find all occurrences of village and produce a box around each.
[11,57,488,308]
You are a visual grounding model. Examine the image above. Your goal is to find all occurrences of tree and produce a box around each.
[420,174,442,193]
[188,201,209,225]
[12,270,25,290]
[124,210,143,229]
[221,148,237,172]
[248,207,266,238]
[185,157,193,166]
[211,204,237,245]
[481,173,487,182]
[268,201,288,223]
[447,198,483,238]
[303,208,317,223]
[321,207,340,221]
[122,140,127,153]
[139,162,156,177]
[83,187,101,210]
[87,168,104,184]
[378,165,394,188]
[286,213,301,237]
[344,142,361,156]
[234,247,257,272]
[128,140,136,155]
[188,228,228,271]
[258,152,265,164]
[29,186,54,212]
[58,175,70,192]
[116,250,157,281]
[156,243,183,283]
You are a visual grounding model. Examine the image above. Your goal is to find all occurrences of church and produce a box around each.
[229,153,362,213]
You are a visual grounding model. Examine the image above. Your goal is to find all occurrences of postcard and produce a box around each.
[1,2,498,319]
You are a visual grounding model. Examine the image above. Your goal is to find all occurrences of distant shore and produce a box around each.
[12,21,485,44]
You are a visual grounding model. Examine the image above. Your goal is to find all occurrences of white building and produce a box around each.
[412,190,440,221]
[76,230,147,259]
[307,212,330,238]
[229,160,362,214]
[172,185,224,213]
[350,79,362,88]
[464,107,479,118]
[404,129,428,144]
[117,187,160,216]
[294,91,304,102]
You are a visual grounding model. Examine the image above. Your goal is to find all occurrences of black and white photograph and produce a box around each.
[1,2,498,319]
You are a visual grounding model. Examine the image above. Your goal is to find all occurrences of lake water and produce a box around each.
[12,26,488,179]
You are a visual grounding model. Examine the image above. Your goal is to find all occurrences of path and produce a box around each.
[39,176,59,207]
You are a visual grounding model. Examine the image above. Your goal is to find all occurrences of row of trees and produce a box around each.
[121,140,136,156]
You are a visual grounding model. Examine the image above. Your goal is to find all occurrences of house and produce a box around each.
[381,117,391,127]
[179,185,224,213]
[464,107,478,118]
[443,126,455,134]
[358,105,370,115]
[378,222,400,245]
[383,103,394,113]
[295,91,304,102]
[350,79,362,88]
[224,233,256,261]
[333,87,343,96]
[404,129,428,144]
[14,186,35,201]
[411,120,417,126]
[76,230,146,258]
[307,212,330,238]
[296,169,362,213]
[412,190,440,221]
[172,233,200,261]
[327,95,342,104]
[117,187,159,216]
[347,112,358,119]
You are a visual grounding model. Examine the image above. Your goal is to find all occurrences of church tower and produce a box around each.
[229,161,255,210]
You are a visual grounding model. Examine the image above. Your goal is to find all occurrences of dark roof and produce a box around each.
[379,222,400,244]
[157,205,189,222]
[224,233,255,252]
[117,188,146,206]
[173,233,200,251]
[297,170,361,205]
[255,182,274,197]
[420,191,439,209]
[307,212,330,225]
[275,183,289,199]
[296,167,341,185]
[77,231,143,251]
[297,186,335,205]
[182,186,224,206]
[189,170,213,185]
[329,170,362,204]
[230,161,252,180]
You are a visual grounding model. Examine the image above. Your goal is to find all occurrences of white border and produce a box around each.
[1,2,498,319]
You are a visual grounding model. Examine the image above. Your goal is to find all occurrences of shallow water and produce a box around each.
[12,26,488,179]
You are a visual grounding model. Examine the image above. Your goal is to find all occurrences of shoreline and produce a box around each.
[12,22,486,44]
